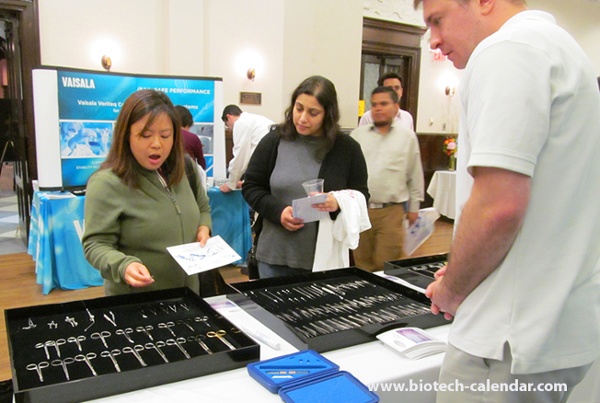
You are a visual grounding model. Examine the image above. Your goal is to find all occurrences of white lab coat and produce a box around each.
[312,190,371,272]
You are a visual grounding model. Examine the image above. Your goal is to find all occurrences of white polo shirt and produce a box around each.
[452,10,600,374]
[358,108,414,131]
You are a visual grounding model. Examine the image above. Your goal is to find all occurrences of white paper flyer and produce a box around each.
[167,235,241,275]
[292,193,328,223]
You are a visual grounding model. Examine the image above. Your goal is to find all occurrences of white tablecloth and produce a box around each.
[427,170,456,220]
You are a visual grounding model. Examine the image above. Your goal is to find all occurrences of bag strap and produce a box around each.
[184,156,198,200]
[184,155,231,296]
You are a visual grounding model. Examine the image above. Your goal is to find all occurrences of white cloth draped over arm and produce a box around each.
[312,190,371,272]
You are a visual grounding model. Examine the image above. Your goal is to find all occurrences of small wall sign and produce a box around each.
[240,92,262,105]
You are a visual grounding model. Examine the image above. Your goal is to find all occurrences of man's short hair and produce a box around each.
[414,0,525,8]
[371,86,399,103]
[221,104,243,122]
[377,72,404,87]
[174,105,194,128]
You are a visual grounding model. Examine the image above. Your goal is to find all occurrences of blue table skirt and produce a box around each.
[28,189,252,295]
[207,187,252,265]
[28,193,103,295]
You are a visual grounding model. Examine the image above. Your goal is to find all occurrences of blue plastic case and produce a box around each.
[247,350,379,402]
[278,371,379,403]
[247,350,339,393]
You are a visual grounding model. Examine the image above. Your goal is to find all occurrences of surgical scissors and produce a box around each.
[122,345,147,367]
[177,319,196,332]
[187,334,213,355]
[53,338,66,357]
[74,352,98,376]
[26,361,49,382]
[91,331,111,348]
[35,342,50,360]
[68,335,86,351]
[44,339,66,358]
[158,321,177,337]
[84,308,96,332]
[116,328,134,343]
[100,349,122,373]
[144,341,169,363]
[51,357,74,381]
[194,315,211,328]
[206,330,235,350]
[136,325,154,341]
[165,338,190,359]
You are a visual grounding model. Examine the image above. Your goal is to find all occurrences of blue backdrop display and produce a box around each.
[33,67,223,190]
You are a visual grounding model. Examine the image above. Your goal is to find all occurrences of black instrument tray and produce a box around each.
[5,287,259,403]
[228,267,448,353]
[383,253,449,290]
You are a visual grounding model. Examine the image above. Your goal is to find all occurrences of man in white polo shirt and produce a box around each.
[417,0,600,402]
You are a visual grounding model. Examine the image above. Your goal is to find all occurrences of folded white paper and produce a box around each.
[292,193,328,223]
[167,235,241,275]
[403,208,441,256]
[377,327,446,360]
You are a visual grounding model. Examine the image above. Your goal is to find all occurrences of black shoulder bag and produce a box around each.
[184,157,231,297]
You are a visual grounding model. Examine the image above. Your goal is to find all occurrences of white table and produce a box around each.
[88,295,448,403]
[88,295,599,403]
[427,170,456,220]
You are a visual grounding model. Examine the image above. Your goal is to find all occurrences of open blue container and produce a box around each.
[247,350,379,402]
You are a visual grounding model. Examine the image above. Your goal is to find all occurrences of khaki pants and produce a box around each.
[437,342,591,403]
[352,203,405,272]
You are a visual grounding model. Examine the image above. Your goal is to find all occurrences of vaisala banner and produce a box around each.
[33,67,225,190]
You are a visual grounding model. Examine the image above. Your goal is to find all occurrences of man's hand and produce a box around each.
[425,265,460,320]
[407,211,419,226]
[220,181,243,193]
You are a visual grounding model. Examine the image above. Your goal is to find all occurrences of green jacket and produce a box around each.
[83,167,212,295]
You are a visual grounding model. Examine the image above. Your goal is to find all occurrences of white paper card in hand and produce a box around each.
[403,207,441,256]
[292,193,328,223]
[167,235,241,275]
[377,327,446,360]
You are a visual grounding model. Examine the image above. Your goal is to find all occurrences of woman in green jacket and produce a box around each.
[83,89,212,295]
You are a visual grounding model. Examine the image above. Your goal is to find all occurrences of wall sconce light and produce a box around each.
[91,37,121,71]
[236,49,263,81]
[439,72,459,97]
[101,55,112,71]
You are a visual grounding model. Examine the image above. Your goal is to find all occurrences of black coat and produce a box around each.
[242,128,369,226]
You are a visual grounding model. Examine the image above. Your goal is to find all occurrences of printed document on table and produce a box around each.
[292,193,328,223]
[167,235,241,275]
